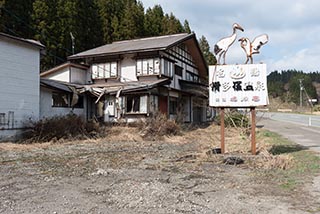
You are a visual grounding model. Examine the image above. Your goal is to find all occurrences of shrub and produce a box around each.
[313,105,320,112]
[22,114,103,143]
[142,112,181,140]
[215,110,249,128]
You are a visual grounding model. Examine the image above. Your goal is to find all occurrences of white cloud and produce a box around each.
[269,48,320,72]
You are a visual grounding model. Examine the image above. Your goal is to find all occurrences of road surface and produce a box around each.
[258,112,320,127]
[257,112,320,152]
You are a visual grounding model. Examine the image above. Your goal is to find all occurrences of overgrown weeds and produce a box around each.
[215,110,249,128]
[140,112,181,140]
[22,114,105,143]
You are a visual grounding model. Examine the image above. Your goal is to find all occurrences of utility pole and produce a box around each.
[299,79,303,108]
[70,32,75,55]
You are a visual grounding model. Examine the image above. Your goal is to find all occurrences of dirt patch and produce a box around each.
[0,125,318,213]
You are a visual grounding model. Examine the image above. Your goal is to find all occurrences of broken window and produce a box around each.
[52,92,69,107]
[169,97,178,114]
[126,95,147,113]
[149,95,158,113]
[73,95,84,108]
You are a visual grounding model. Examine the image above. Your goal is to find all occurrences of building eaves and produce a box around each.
[40,62,89,77]
[40,78,73,92]
[0,32,45,49]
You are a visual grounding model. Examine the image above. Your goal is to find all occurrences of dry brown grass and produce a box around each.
[252,150,293,170]
[0,120,295,171]
[21,114,105,143]
[106,126,144,142]
[139,112,181,140]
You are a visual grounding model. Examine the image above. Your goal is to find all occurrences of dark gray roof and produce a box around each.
[68,33,193,59]
[0,32,45,49]
[40,78,73,92]
[85,78,171,97]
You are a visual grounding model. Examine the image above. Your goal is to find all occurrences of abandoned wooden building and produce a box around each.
[40,33,210,123]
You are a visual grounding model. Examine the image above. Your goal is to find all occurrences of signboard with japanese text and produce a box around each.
[209,64,269,107]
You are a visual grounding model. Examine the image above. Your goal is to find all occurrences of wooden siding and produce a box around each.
[0,39,40,131]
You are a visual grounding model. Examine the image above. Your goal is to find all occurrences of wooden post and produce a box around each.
[220,107,225,154]
[251,107,256,155]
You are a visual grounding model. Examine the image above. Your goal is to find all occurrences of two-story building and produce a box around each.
[0,33,44,140]
[41,33,209,123]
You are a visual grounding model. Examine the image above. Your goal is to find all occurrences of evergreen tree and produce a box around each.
[0,0,35,38]
[57,0,103,54]
[162,13,184,35]
[144,5,164,36]
[1,0,192,70]
[96,0,125,43]
[32,0,63,70]
[183,20,191,34]
[198,35,216,65]
[120,0,144,40]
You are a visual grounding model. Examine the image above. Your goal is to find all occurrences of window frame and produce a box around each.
[91,61,118,79]
[125,95,148,114]
[136,58,160,76]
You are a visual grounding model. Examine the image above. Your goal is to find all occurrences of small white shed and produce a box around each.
[0,33,44,141]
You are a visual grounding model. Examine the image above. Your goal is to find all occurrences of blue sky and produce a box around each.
[141,0,320,73]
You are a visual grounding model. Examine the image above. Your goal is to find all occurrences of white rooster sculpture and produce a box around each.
[214,23,244,65]
[238,34,269,64]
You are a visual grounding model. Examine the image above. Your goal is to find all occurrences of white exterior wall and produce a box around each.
[40,87,85,119]
[44,67,70,82]
[0,38,41,140]
[120,54,138,82]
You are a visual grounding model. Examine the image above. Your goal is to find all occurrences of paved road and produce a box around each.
[257,114,320,152]
[257,112,320,127]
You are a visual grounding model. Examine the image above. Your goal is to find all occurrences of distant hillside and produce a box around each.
[267,70,320,105]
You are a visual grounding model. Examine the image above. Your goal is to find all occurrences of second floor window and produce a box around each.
[137,58,160,76]
[162,59,173,77]
[92,62,117,79]
[186,71,199,83]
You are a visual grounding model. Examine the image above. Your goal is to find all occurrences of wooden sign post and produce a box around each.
[219,107,257,155]
[220,108,225,154]
[251,107,256,155]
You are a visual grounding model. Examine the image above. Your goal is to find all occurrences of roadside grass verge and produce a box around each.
[255,130,320,191]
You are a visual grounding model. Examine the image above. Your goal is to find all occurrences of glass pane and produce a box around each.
[148,59,154,74]
[142,60,148,75]
[111,62,117,77]
[154,58,160,74]
[97,64,104,78]
[92,64,98,79]
[140,95,147,113]
[137,60,142,75]
[104,63,110,78]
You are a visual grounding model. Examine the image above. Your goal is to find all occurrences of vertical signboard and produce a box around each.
[209,64,269,107]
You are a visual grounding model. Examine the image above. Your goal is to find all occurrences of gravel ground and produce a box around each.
[1,128,320,214]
